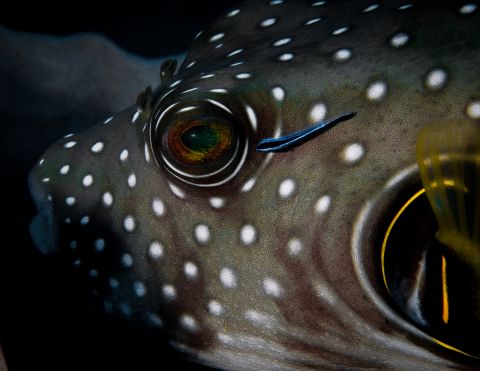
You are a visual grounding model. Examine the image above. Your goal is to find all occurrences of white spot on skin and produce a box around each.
[466,101,480,119]
[278,178,296,198]
[133,282,146,297]
[220,267,238,288]
[230,61,245,67]
[64,133,74,138]
[121,253,133,268]
[398,4,413,10]
[240,224,257,245]
[39,159,44,166]
[102,192,113,207]
[148,241,164,260]
[65,196,76,206]
[278,53,294,61]
[123,216,136,232]
[91,142,104,153]
[227,49,243,57]
[63,141,77,149]
[209,33,225,43]
[94,238,105,252]
[366,81,387,101]
[309,103,327,123]
[168,182,186,198]
[152,198,165,217]
[169,80,182,88]
[180,314,198,332]
[195,224,211,244]
[287,238,304,256]
[208,300,224,316]
[162,284,176,300]
[390,32,409,48]
[210,89,228,94]
[144,143,150,163]
[245,105,257,131]
[82,174,93,187]
[127,174,137,188]
[315,195,331,214]
[263,277,283,297]
[186,61,196,69]
[459,3,477,14]
[425,68,448,90]
[209,197,225,209]
[60,165,70,175]
[362,4,379,12]
[64,218,71,224]
[89,269,98,278]
[244,310,278,328]
[305,17,322,25]
[120,149,129,162]
[109,278,119,289]
[42,178,50,183]
[333,48,352,62]
[215,43,223,49]
[241,178,256,192]
[332,26,349,35]
[227,9,240,17]
[311,1,326,6]
[271,86,285,102]
[184,261,198,279]
[270,0,283,4]
[104,116,113,124]
[80,216,90,225]
[149,313,163,327]
[343,143,365,164]
[235,73,252,79]
[132,110,140,123]
[272,37,292,47]
[200,73,215,79]
[260,18,276,27]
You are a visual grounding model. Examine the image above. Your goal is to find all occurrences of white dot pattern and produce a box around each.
[91,142,104,153]
[123,216,136,232]
[148,241,164,260]
[278,178,296,198]
[240,224,257,245]
[315,195,331,214]
[220,267,237,288]
[366,81,387,101]
[343,143,365,163]
[466,101,480,119]
[195,224,211,244]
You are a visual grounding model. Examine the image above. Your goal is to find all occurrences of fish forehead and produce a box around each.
[29,0,480,369]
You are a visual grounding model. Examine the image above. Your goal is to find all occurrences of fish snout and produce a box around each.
[29,164,59,255]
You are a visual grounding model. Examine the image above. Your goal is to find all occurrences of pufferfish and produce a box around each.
[28,0,480,369]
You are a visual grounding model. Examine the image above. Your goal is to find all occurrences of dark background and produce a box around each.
[0,2,239,370]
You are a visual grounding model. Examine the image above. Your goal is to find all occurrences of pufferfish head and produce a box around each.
[27,0,480,369]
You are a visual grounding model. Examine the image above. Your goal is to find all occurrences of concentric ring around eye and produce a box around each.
[150,97,249,187]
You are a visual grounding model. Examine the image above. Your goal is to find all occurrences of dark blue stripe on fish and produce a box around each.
[256,112,356,152]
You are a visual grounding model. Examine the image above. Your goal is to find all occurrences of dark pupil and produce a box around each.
[181,125,219,152]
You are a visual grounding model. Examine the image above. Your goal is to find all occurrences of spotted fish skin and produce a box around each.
[29,0,480,369]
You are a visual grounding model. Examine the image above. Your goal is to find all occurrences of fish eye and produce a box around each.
[166,118,234,166]
[150,98,248,187]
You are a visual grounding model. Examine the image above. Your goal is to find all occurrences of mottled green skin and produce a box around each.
[29,0,480,369]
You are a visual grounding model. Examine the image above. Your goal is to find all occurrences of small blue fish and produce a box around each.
[28,0,480,369]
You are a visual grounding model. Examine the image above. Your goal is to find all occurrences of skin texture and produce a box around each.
[20,0,480,369]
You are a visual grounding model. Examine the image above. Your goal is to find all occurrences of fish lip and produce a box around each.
[28,167,59,255]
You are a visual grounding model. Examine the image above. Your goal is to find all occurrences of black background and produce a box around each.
[0,1,239,370]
